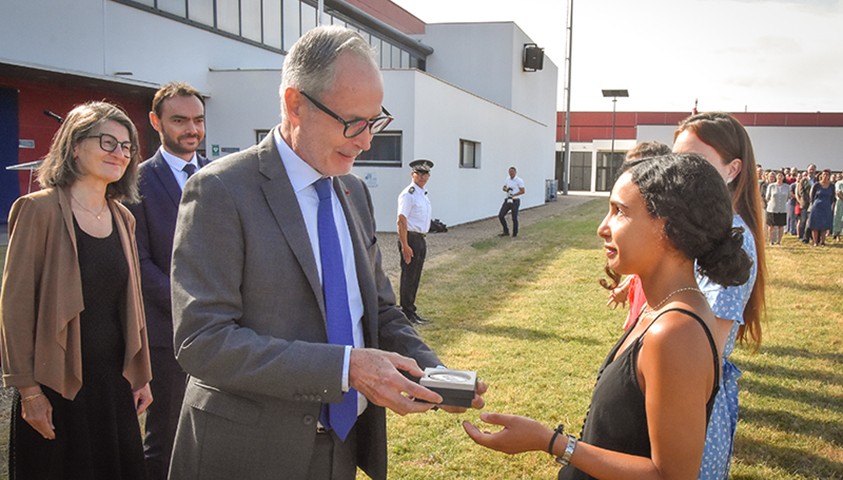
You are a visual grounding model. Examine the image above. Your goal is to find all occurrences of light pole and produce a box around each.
[601,89,628,160]
[561,0,573,195]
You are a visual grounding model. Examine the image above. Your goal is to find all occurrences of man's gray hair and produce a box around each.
[280,25,378,115]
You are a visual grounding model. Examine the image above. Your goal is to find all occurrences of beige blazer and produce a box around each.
[0,186,151,400]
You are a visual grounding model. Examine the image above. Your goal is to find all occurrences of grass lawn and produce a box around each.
[375,199,843,480]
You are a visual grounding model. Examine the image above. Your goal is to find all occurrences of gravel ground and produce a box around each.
[379,194,599,283]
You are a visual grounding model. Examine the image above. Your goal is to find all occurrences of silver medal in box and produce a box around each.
[419,367,477,407]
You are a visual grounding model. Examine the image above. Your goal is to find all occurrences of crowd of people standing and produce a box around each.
[759,164,842,246]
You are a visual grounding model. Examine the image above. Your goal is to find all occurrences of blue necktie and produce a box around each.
[182,163,196,178]
[314,177,357,441]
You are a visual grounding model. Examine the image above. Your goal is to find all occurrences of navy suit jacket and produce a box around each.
[127,151,209,348]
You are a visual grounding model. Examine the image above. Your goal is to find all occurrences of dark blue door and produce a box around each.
[0,88,19,224]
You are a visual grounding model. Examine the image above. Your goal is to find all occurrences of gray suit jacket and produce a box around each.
[169,130,440,480]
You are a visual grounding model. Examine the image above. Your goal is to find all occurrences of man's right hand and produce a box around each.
[401,244,414,264]
[349,349,442,415]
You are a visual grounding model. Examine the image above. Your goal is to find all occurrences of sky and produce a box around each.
[390,0,843,113]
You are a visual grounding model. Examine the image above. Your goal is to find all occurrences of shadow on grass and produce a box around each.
[740,405,843,448]
[758,345,843,364]
[454,323,601,345]
[734,435,843,479]
[767,276,843,294]
[740,375,843,411]
[738,355,843,387]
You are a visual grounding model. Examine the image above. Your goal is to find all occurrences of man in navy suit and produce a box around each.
[127,81,208,480]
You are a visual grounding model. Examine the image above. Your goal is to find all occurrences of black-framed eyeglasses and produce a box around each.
[300,90,393,138]
[83,133,137,158]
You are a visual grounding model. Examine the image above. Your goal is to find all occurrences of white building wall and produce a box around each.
[206,69,283,152]
[637,125,843,171]
[1,0,284,93]
[561,124,843,194]
[421,23,515,110]
[357,70,554,231]
[420,22,559,126]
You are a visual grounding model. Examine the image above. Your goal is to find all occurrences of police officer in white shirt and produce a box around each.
[397,159,434,325]
[498,166,526,237]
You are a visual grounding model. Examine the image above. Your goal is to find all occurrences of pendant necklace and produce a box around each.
[71,193,108,220]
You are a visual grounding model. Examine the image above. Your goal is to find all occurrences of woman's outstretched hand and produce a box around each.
[462,412,552,455]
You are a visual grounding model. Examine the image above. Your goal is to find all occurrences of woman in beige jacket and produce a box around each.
[1,101,152,479]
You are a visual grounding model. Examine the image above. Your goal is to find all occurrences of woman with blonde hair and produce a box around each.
[1,101,152,479]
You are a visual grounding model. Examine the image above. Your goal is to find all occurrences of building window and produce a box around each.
[217,0,241,35]
[569,151,591,191]
[255,129,271,144]
[114,0,426,67]
[596,151,625,192]
[158,0,186,16]
[460,139,480,168]
[188,0,213,25]
[355,131,402,167]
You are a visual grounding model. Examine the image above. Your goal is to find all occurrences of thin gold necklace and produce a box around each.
[650,286,704,311]
[71,193,108,220]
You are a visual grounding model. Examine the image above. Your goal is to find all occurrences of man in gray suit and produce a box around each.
[169,26,485,480]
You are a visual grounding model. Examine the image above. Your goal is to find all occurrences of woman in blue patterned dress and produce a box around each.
[833,174,843,241]
[807,169,836,246]
[673,112,767,480]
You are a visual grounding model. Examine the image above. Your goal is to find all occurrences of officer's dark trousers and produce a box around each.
[498,198,521,236]
[399,231,427,316]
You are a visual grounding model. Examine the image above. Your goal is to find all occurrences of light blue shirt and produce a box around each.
[159,147,199,191]
[273,129,366,412]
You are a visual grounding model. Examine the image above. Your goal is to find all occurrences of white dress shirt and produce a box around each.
[273,129,367,415]
[160,147,200,191]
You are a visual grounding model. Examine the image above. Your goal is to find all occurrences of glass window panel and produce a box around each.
[300,2,316,34]
[460,140,478,168]
[132,0,155,7]
[391,45,401,69]
[400,51,409,69]
[217,0,240,34]
[370,37,382,68]
[380,41,390,68]
[241,0,262,41]
[595,151,624,191]
[188,0,214,25]
[569,152,591,191]
[158,0,186,17]
[356,132,401,166]
[255,129,271,144]
[263,0,281,48]
[283,0,300,51]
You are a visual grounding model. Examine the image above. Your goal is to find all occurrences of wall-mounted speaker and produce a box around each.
[523,44,544,72]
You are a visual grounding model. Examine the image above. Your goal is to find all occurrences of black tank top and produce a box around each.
[558,308,720,480]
